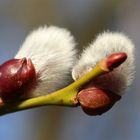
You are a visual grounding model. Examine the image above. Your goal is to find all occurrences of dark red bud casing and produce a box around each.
[106,52,127,71]
[77,87,121,116]
[0,58,36,102]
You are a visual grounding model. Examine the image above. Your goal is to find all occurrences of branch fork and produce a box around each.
[0,52,127,116]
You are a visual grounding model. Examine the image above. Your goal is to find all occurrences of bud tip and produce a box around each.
[106,52,127,71]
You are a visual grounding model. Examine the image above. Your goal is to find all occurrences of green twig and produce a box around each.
[0,62,107,116]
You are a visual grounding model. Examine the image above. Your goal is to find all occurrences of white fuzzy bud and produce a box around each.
[72,32,135,96]
[15,26,77,97]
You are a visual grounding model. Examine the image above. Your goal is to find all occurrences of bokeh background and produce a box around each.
[0,0,139,140]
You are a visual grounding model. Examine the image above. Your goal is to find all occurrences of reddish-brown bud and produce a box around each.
[0,58,36,102]
[105,52,127,71]
[77,87,121,116]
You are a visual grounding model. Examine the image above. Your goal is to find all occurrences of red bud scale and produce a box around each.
[105,52,127,71]
[0,58,36,102]
[77,87,121,115]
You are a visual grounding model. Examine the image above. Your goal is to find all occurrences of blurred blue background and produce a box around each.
[0,0,139,140]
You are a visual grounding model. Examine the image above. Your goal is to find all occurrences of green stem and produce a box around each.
[0,63,106,116]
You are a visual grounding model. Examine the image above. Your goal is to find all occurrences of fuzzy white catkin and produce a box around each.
[72,32,135,96]
[15,26,77,97]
